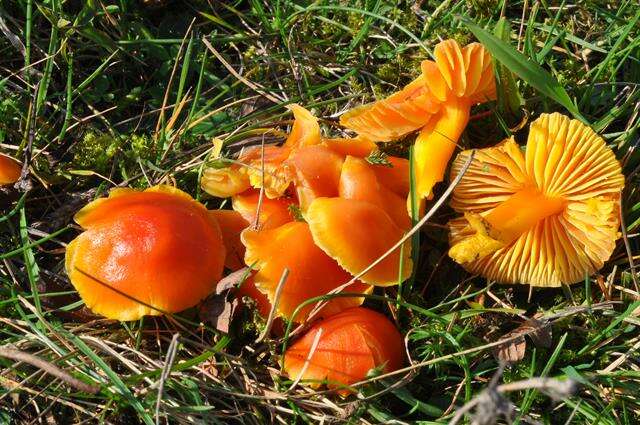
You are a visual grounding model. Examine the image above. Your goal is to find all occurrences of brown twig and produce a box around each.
[0,346,100,394]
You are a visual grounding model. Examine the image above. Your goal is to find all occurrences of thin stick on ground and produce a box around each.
[0,346,100,394]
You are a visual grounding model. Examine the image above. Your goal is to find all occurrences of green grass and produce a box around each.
[1,0,640,423]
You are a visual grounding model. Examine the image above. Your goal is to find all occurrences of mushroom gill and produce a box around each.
[448,113,625,286]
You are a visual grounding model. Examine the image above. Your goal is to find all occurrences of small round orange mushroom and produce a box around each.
[65,185,226,321]
[283,307,404,392]
[0,153,21,185]
[340,39,496,202]
[448,113,625,286]
[242,221,372,322]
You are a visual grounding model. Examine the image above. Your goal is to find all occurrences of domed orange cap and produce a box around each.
[242,221,372,322]
[283,307,404,392]
[448,113,624,287]
[0,154,21,185]
[65,185,226,321]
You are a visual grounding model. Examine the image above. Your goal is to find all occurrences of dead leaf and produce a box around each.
[198,267,252,333]
[493,330,526,364]
[521,317,552,348]
[492,316,552,364]
[217,267,252,292]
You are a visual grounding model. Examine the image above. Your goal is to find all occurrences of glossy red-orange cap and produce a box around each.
[448,113,625,287]
[288,145,344,211]
[284,104,322,148]
[208,209,250,271]
[242,221,372,322]
[66,185,226,321]
[231,190,293,230]
[283,307,404,392]
[340,75,441,142]
[0,154,21,185]
[307,197,412,286]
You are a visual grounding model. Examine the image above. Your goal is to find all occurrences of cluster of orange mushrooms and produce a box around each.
[1,39,625,393]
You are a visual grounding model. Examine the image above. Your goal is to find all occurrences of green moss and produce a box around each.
[71,131,121,174]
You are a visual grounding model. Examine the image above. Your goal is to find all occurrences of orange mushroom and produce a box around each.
[0,153,21,185]
[65,185,226,320]
[306,198,412,286]
[283,307,404,392]
[242,221,372,321]
[448,113,625,286]
[340,39,496,202]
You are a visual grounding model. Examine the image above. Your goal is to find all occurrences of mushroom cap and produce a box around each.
[303,152,413,286]
[65,185,226,321]
[448,113,625,286]
[242,145,293,199]
[339,40,495,142]
[208,209,250,271]
[0,154,21,185]
[306,197,412,286]
[284,104,321,148]
[242,221,372,322]
[283,307,404,392]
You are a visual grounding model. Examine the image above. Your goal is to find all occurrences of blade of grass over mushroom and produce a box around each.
[460,18,586,122]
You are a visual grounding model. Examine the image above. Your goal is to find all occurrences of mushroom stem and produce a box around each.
[413,98,470,202]
[449,187,566,264]
[484,187,566,244]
